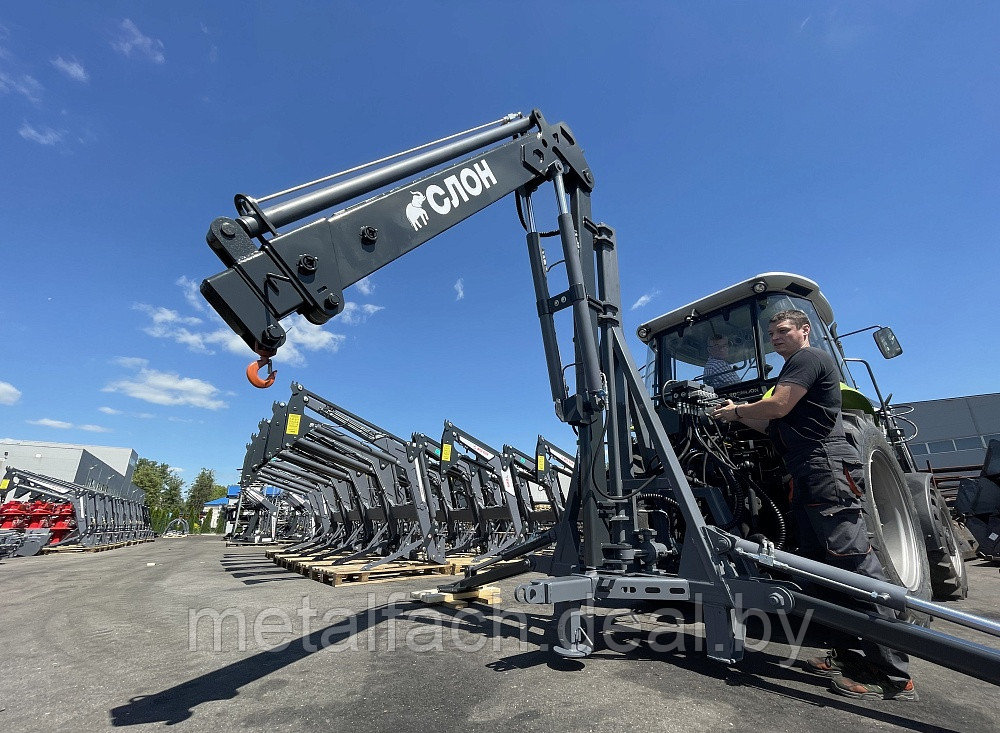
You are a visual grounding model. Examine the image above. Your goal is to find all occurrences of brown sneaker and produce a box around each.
[801,654,846,677]
[830,675,918,701]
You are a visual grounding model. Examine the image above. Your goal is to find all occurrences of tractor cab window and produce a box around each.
[756,295,854,386]
[654,304,759,392]
[650,293,857,396]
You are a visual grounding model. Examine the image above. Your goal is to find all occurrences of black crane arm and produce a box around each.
[197,108,1000,686]
[200,110,592,358]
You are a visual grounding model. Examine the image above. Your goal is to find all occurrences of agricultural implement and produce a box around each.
[1,466,153,554]
[200,110,1000,685]
[241,382,568,573]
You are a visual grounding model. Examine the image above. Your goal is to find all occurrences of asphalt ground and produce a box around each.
[2,535,998,733]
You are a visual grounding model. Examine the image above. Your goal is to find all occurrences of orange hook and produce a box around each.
[246,354,277,389]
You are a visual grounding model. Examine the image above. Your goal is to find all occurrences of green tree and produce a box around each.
[209,483,228,501]
[186,468,217,513]
[161,472,185,517]
[132,458,170,510]
[214,505,229,534]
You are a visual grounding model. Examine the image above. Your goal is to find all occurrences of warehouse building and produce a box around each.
[0,438,139,495]
[901,393,1000,470]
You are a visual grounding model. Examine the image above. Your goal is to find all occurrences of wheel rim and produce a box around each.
[868,448,922,590]
[948,530,965,578]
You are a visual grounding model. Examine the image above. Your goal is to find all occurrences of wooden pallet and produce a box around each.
[318,558,459,586]
[277,553,472,586]
[41,537,154,554]
[410,585,502,608]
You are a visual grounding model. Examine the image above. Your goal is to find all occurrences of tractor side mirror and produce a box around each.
[873,327,902,359]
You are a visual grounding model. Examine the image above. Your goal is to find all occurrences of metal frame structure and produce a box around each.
[200,109,1000,685]
[1,466,153,550]
[240,383,565,567]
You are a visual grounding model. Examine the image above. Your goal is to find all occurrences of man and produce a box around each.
[710,309,916,701]
[703,335,740,388]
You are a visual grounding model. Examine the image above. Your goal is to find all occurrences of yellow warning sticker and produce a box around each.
[0,478,7,490]
[441,443,452,462]
[537,455,545,472]
[286,413,301,435]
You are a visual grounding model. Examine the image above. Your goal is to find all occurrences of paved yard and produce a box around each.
[2,536,997,732]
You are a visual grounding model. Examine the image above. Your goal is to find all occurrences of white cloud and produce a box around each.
[338,302,384,325]
[112,19,165,64]
[276,314,347,365]
[630,289,660,311]
[454,278,465,301]
[51,56,88,82]
[99,404,155,420]
[139,312,253,357]
[28,416,112,432]
[28,418,73,429]
[19,122,64,145]
[79,424,111,433]
[114,356,149,370]
[355,276,375,296]
[135,302,254,357]
[104,365,226,410]
[0,381,21,405]
[0,71,43,102]
[134,303,202,326]
[176,275,206,312]
[135,297,347,367]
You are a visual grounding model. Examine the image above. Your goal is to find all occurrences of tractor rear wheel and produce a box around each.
[845,415,932,601]
[908,472,969,600]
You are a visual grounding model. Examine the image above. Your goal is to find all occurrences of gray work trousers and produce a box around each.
[788,441,911,684]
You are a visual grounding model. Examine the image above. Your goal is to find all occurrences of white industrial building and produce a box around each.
[0,439,139,495]
[902,393,1000,470]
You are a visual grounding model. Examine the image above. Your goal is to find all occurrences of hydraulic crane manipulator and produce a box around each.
[200,109,1000,685]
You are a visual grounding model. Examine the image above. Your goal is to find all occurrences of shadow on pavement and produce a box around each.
[110,599,965,732]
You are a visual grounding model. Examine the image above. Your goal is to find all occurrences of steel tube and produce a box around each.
[313,425,399,466]
[240,116,535,237]
[907,597,1000,638]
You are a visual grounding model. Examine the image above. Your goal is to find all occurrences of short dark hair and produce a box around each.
[769,309,810,329]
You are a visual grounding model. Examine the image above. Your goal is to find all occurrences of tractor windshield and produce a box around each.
[652,302,759,392]
[648,294,853,396]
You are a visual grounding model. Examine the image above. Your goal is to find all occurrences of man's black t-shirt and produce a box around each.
[768,346,846,467]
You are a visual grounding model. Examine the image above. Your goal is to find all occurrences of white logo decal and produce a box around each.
[403,160,498,230]
[405,191,429,231]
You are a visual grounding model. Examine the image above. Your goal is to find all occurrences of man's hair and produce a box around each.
[769,309,810,329]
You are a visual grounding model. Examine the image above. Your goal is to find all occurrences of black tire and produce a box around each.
[907,472,969,600]
[952,520,979,561]
[843,414,932,600]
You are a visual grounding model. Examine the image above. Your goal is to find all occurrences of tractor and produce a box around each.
[636,272,968,600]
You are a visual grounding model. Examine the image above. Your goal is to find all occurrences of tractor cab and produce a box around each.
[637,272,857,404]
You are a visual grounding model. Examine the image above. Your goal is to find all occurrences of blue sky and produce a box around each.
[1,3,997,491]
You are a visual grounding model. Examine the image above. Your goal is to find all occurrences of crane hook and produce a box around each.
[246,353,277,389]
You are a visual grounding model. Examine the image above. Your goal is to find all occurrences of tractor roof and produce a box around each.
[636,272,834,344]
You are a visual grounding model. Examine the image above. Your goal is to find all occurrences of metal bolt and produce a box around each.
[324,294,340,311]
[297,254,318,274]
[768,593,785,609]
[220,222,237,238]
[262,324,283,345]
[360,226,379,244]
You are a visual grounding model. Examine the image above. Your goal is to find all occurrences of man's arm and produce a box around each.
[711,383,808,432]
